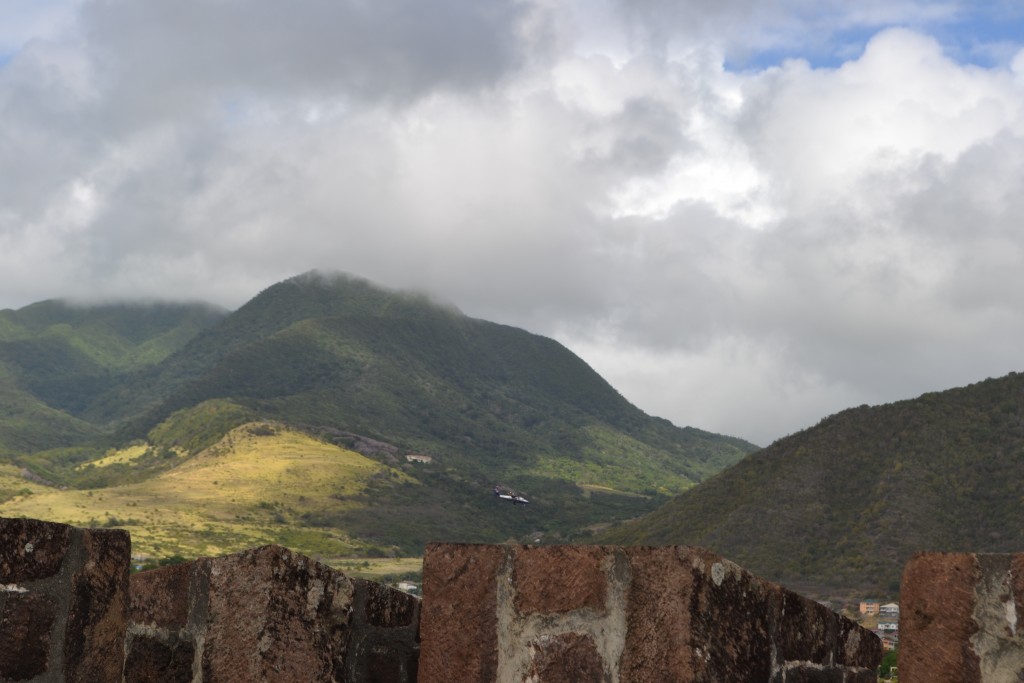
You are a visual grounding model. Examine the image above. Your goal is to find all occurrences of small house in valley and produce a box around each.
[859,600,881,616]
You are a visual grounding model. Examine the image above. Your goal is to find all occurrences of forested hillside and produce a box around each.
[0,300,225,455]
[0,272,756,559]
[602,372,1024,596]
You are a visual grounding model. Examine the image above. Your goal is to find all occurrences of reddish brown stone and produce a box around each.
[0,516,73,582]
[418,543,504,683]
[124,544,419,683]
[900,552,982,682]
[65,527,131,683]
[200,545,349,682]
[836,615,883,669]
[0,591,57,679]
[345,579,421,682]
[620,547,697,680]
[0,517,130,682]
[526,633,604,683]
[360,578,419,628]
[513,545,607,615]
[420,544,879,683]
[778,588,836,664]
[689,552,777,681]
[124,632,195,683]
[130,561,194,628]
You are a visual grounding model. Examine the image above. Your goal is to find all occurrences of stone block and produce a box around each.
[0,517,72,582]
[0,517,130,683]
[418,543,880,683]
[525,633,604,682]
[0,591,57,680]
[129,560,192,629]
[513,545,607,615]
[900,552,1024,682]
[417,543,503,682]
[125,544,419,683]
[123,632,195,683]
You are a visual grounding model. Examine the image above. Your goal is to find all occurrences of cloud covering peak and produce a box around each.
[2,0,1024,444]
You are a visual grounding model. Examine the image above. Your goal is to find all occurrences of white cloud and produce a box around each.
[2,1,1024,445]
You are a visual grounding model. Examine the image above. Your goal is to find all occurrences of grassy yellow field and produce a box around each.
[0,422,417,565]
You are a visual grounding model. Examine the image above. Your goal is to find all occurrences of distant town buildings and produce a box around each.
[859,600,880,616]
[857,600,900,651]
[405,454,433,464]
[879,602,899,617]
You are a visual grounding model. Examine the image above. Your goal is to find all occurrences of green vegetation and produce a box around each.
[1,423,397,559]
[148,399,256,455]
[0,271,756,558]
[880,650,898,680]
[127,277,754,492]
[0,378,101,457]
[601,371,1024,596]
[0,300,225,452]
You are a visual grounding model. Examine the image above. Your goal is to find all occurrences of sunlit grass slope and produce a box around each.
[0,422,413,561]
[0,463,53,502]
[75,444,152,470]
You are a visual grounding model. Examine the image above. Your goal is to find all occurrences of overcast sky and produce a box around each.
[3,0,1024,445]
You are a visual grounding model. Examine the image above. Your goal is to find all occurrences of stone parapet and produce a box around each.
[0,516,130,682]
[901,552,1024,682]
[1,518,888,683]
[126,544,420,683]
[418,543,880,682]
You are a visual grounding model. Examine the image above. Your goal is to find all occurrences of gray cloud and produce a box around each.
[2,2,1024,446]
[82,0,533,112]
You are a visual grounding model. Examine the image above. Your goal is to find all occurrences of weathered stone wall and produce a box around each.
[0,517,130,682]
[1,518,886,683]
[126,544,420,683]
[901,552,1024,682]
[418,543,881,683]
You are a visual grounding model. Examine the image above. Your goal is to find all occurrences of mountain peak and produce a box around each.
[243,270,463,323]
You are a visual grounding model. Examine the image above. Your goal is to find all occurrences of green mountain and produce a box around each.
[600,372,1024,597]
[0,272,756,557]
[0,300,226,454]
[128,273,753,487]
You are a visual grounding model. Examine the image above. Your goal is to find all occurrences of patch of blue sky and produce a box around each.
[724,24,881,72]
[724,4,1024,74]
[928,5,1024,66]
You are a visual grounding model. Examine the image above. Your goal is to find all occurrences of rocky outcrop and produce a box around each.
[417,543,881,682]
[901,552,1024,682]
[0,517,130,682]
[126,544,420,683]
